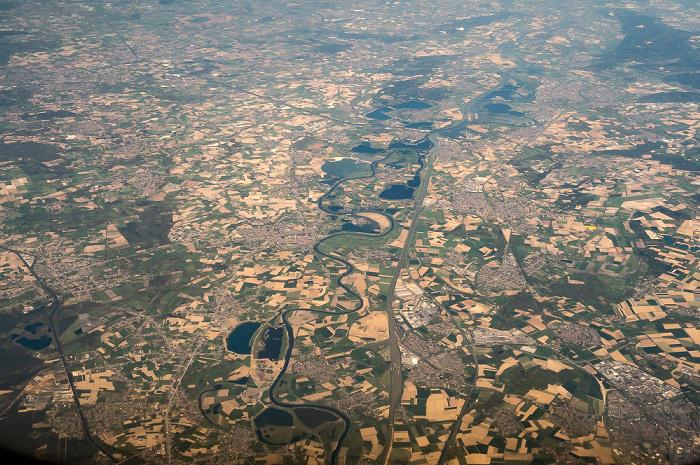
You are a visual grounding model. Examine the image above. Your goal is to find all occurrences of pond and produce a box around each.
[23,322,43,335]
[379,185,414,200]
[226,322,261,354]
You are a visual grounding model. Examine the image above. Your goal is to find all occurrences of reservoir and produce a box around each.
[15,335,51,351]
[24,322,43,334]
[255,407,294,427]
[483,102,525,116]
[322,158,368,178]
[484,102,513,113]
[379,185,414,200]
[350,143,384,154]
[258,327,284,360]
[365,107,393,120]
[388,138,433,150]
[295,407,338,428]
[393,100,431,110]
[226,322,261,355]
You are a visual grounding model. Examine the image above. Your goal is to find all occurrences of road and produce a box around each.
[0,245,125,463]
[435,312,479,465]
[379,135,438,465]
[166,337,202,465]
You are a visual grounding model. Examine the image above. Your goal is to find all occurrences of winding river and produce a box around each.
[262,137,434,464]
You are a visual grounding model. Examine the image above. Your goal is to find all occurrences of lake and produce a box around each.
[380,185,414,200]
[226,322,261,354]
[254,407,294,427]
[365,107,393,120]
[257,327,284,360]
[350,143,384,154]
[393,100,431,110]
[322,158,368,178]
[295,407,338,428]
[15,335,51,351]
[484,102,523,116]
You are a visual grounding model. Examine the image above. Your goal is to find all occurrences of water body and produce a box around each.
[379,185,414,200]
[407,174,421,188]
[322,158,368,178]
[365,107,393,120]
[319,177,340,187]
[15,335,51,351]
[388,137,433,150]
[258,327,284,360]
[336,218,380,234]
[350,143,384,154]
[352,152,385,163]
[254,407,294,427]
[483,89,515,100]
[483,102,524,116]
[295,407,338,428]
[23,322,43,335]
[226,322,261,354]
[392,100,431,110]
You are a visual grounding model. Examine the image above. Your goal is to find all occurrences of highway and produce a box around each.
[0,245,126,464]
[379,134,438,465]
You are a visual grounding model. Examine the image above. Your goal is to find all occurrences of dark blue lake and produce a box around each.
[407,174,421,188]
[24,322,43,335]
[226,322,261,354]
[255,407,294,427]
[483,102,524,116]
[366,107,393,120]
[388,138,433,150]
[15,335,51,351]
[335,218,380,234]
[393,100,431,110]
[484,103,513,113]
[380,185,414,200]
[351,143,384,154]
[257,327,284,360]
[483,89,515,100]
